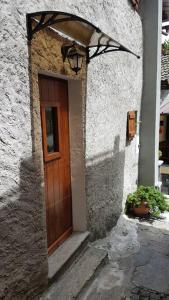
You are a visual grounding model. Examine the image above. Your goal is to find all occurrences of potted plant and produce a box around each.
[126,186,169,217]
[162,40,169,55]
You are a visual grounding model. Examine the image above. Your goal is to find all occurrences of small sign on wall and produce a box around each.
[127,111,137,141]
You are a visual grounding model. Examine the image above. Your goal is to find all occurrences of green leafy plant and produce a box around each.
[126,186,169,217]
[162,40,169,55]
[163,40,169,51]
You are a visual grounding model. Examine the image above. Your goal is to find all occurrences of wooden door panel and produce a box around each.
[40,76,68,103]
[39,75,72,254]
[46,161,58,246]
[62,197,72,228]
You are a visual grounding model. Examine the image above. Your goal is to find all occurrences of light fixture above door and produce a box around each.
[61,42,84,74]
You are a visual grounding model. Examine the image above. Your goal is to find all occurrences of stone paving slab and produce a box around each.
[130,286,169,299]
[42,214,169,300]
[41,246,107,300]
[132,250,169,293]
[79,263,129,300]
[79,214,169,300]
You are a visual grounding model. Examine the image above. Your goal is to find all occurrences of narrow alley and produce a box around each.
[1,1,169,298]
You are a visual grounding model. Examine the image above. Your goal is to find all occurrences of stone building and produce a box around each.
[0,0,163,298]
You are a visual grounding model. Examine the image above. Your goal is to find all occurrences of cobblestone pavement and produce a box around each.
[80,213,169,300]
[130,286,169,299]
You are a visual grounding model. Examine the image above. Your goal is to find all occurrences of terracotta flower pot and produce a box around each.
[132,201,149,216]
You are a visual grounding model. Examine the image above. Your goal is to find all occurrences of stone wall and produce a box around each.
[0,0,143,298]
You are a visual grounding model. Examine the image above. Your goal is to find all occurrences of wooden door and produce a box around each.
[39,75,72,254]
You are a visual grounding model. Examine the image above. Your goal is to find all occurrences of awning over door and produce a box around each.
[26,11,140,63]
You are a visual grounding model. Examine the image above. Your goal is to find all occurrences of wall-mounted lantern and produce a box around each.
[61,43,84,74]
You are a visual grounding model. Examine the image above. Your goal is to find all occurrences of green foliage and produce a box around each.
[162,40,169,51]
[126,186,169,217]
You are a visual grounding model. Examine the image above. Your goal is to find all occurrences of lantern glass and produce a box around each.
[67,48,84,74]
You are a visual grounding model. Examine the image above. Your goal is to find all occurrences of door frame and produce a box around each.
[39,70,87,237]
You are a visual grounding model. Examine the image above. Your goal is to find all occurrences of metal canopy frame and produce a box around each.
[26,11,140,63]
[86,44,140,64]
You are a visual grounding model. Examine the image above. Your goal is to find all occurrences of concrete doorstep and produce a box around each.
[48,232,90,281]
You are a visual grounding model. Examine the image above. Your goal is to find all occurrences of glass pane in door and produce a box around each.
[45,107,59,153]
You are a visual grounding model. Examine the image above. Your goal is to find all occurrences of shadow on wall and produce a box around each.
[0,156,48,299]
[0,44,48,299]
[86,135,125,240]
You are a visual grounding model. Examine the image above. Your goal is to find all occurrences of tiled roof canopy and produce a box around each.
[161,55,169,81]
[163,0,169,21]
[160,102,169,114]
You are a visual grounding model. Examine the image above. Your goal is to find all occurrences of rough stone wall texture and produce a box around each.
[0,0,142,298]
[85,2,143,237]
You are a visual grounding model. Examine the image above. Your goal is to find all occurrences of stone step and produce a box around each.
[48,231,90,283]
[41,246,108,300]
